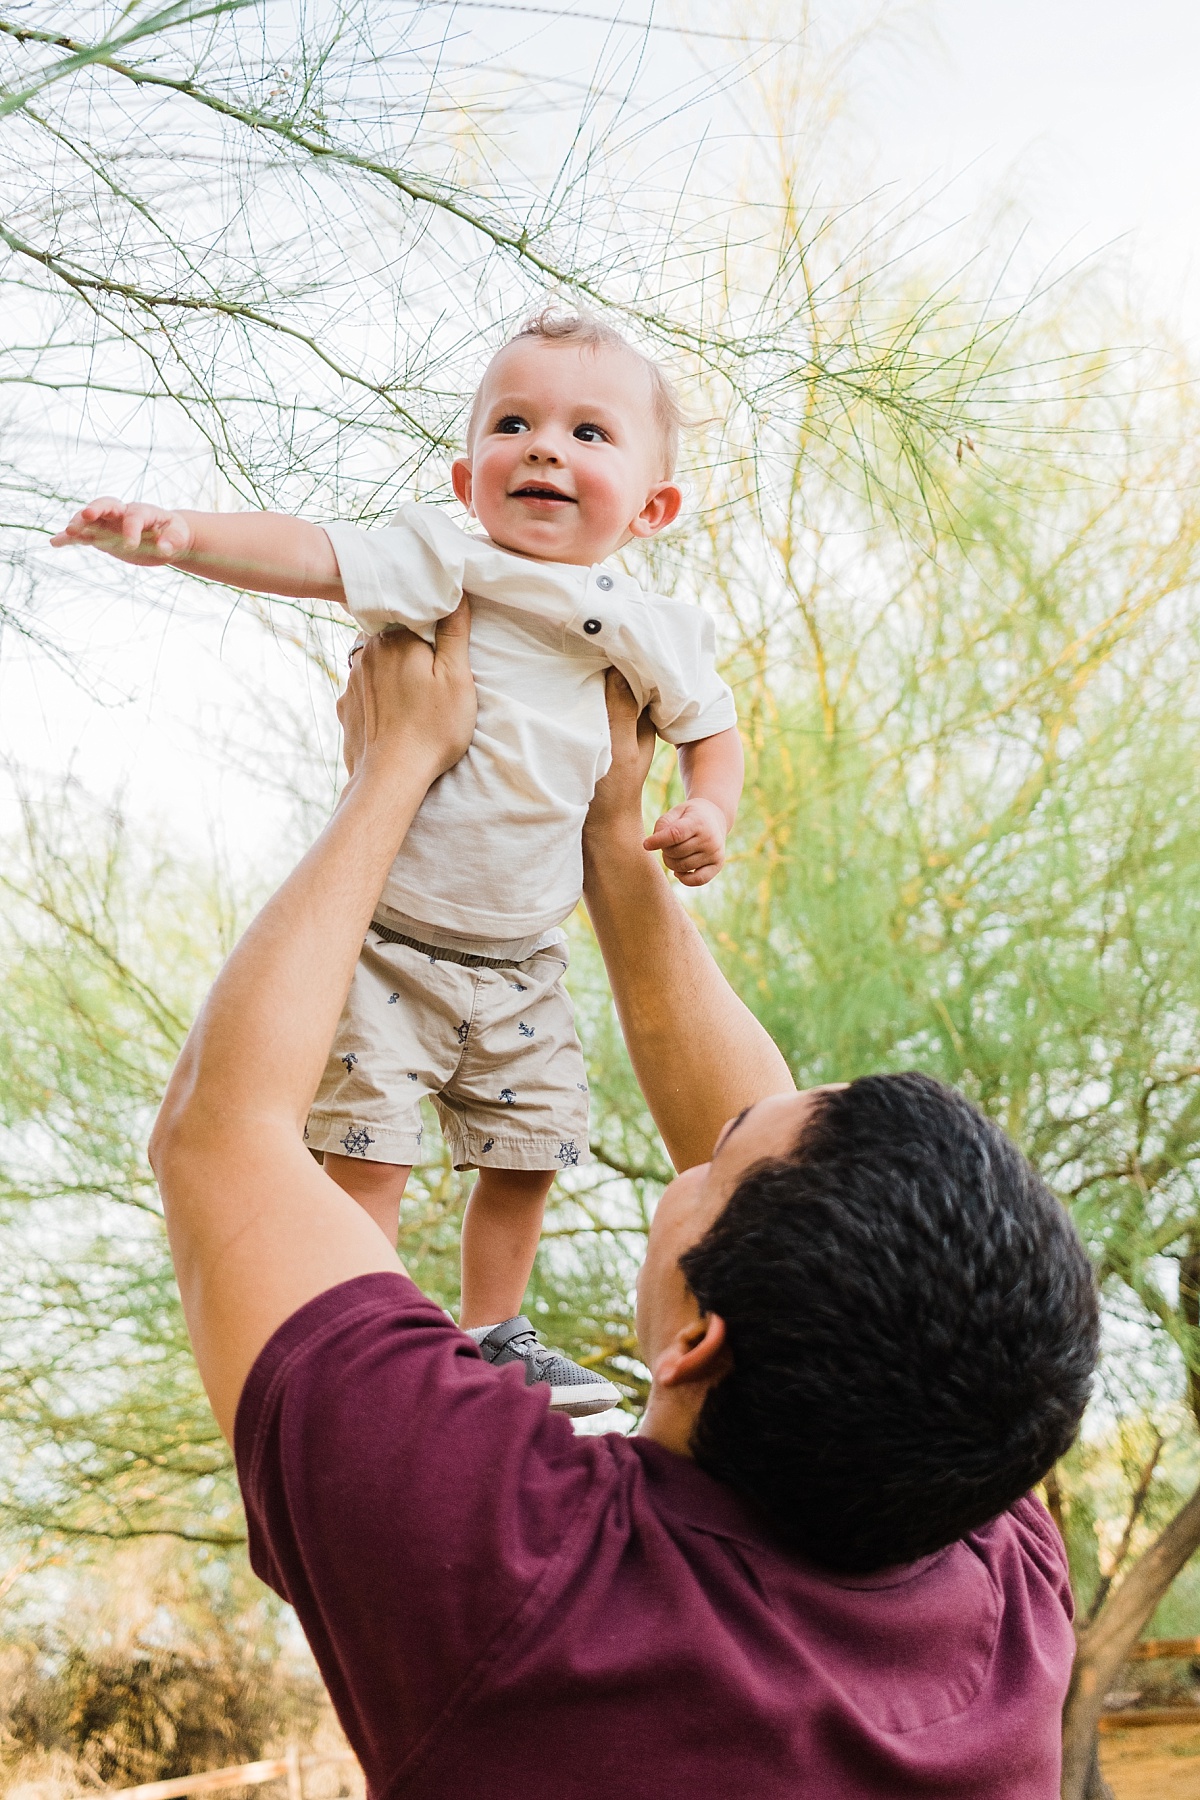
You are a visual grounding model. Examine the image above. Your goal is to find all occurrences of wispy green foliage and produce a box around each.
[4,5,1200,1721]
[0,0,1031,658]
[0,793,241,1546]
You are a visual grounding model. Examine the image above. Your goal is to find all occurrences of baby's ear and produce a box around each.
[630,481,683,540]
[451,459,473,510]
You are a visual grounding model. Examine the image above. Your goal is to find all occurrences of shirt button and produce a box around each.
[583,618,602,635]
[596,573,614,591]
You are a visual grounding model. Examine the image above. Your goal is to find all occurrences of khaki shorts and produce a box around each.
[305,924,590,1172]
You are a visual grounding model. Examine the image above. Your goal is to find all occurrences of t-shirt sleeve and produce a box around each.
[323,503,465,640]
[1008,1492,1075,1619]
[610,597,737,746]
[234,1273,606,1791]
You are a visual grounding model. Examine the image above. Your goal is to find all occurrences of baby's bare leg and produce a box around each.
[324,1153,412,1247]
[460,1167,555,1328]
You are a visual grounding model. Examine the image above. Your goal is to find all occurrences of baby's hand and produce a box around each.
[644,796,727,887]
[50,497,193,565]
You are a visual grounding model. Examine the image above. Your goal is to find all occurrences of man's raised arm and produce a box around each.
[149,609,475,1442]
[582,675,794,1174]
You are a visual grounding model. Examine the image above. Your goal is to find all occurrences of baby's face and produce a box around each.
[451,339,681,565]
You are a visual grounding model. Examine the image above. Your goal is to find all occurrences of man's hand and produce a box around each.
[644,797,727,887]
[584,669,657,849]
[51,497,193,565]
[151,602,474,1441]
[338,605,475,788]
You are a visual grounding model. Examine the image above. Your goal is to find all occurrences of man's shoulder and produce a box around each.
[970,1492,1073,1603]
[234,1269,628,1498]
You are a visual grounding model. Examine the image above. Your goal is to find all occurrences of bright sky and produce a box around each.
[3,0,1198,868]
[856,0,1200,339]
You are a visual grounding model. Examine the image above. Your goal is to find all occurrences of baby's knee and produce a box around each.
[474,1165,556,1206]
[326,1151,411,1200]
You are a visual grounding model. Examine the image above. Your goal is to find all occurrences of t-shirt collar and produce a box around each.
[627,1435,951,1588]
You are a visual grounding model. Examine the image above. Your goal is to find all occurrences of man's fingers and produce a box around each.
[431,600,476,762]
[336,653,365,778]
[603,666,640,729]
[602,668,656,772]
[433,594,472,661]
[344,604,476,781]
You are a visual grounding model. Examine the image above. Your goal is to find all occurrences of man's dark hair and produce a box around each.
[679,1072,1099,1574]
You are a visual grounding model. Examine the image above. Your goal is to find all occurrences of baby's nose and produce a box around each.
[525,443,561,464]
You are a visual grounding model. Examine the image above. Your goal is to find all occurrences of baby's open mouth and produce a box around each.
[511,485,576,502]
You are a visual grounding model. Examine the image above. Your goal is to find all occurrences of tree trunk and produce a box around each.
[1081,1738,1115,1800]
[1180,1234,1200,1422]
[1062,1475,1200,1800]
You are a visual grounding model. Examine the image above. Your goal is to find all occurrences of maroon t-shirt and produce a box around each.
[235,1273,1074,1799]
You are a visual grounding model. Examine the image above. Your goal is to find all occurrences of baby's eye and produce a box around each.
[493,415,529,435]
[573,422,609,443]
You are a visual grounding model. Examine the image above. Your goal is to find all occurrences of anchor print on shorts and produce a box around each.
[508,981,528,992]
[482,1137,495,1153]
[499,1087,516,1106]
[557,1141,581,1167]
[455,1020,470,1044]
[340,1052,358,1074]
[388,992,400,1004]
[341,1124,375,1157]
[517,1022,535,1039]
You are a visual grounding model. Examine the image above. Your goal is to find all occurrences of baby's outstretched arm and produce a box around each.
[51,499,345,605]
[644,725,743,887]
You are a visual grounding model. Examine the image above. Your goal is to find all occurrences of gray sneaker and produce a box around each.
[473,1315,621,1417]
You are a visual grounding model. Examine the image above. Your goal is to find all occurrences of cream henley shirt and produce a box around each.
[323,502,737,944]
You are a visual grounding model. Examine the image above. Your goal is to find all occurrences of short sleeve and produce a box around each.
[234,1273,610,1791]
[1007,1493,1074,1618]
[605,596,736,746]
[323,504,466,640]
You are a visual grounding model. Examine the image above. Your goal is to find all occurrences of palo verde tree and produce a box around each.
[8,16,1200,1800]
[671,274,1200,1793]
[0,1,1018,599]
[0,0,1031,1496]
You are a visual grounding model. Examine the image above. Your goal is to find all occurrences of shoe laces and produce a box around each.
[508,1330,558,1377]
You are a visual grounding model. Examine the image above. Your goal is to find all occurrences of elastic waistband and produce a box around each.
[370,918,535,970]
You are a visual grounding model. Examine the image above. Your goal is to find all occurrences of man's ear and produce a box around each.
[654,1311,729,1390]
[451,459,473,510]
[628,481,683,541]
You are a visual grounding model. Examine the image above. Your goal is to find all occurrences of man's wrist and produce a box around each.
[353,738,446,799]
[582,812,652,874]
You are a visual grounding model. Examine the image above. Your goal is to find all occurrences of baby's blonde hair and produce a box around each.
[467,305,683,477]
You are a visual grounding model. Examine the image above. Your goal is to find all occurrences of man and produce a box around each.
[151,610,1098,1798]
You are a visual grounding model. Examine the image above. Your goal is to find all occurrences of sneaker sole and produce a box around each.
[549,1380,622,1417]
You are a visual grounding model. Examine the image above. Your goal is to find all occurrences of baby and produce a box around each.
[54,309,743,1416]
